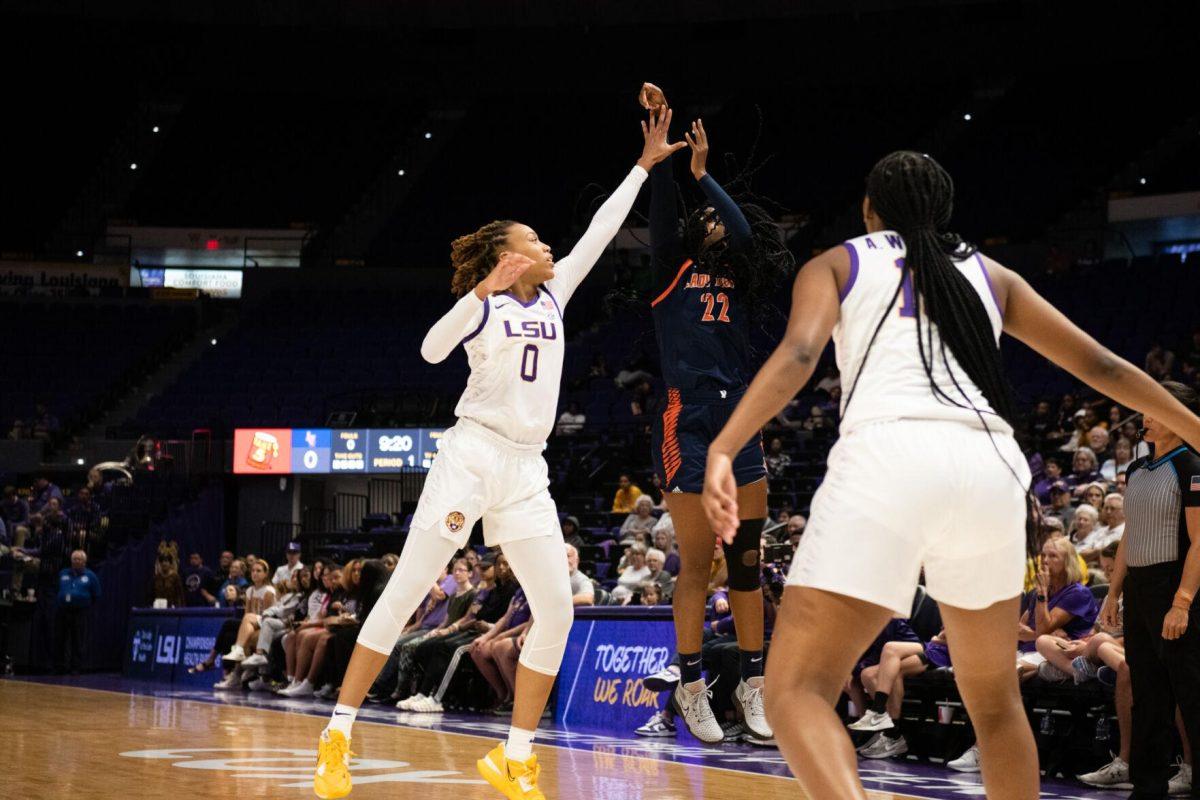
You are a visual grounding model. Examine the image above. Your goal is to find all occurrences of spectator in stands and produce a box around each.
[1100,437,1134,481]
[279,559,368,696]
[0,517,8,564]
[31,404,60,440]
[612,474,643,513]
[56,550,100,673]
[40,499,69,553]
[786,515,806,548]
[1080,481,1107,511]
[7,419,29,440]
[1097,492,1126,542]
[620,495,657,544]
[271,564,339,684]
[851,623,940,760]
[400,552,517,712]
[9,523,41,600]
[1017,538,1098,681]
[617,544,652,592]
[652,522,680,576]
[1070,503,1118,568]
[1115,470,1128,496]
[1028,400,1056,450]
[803,405,831,431]
[629,379,657,418]
[645,474,668,511]
[30,477,64,513]
[1066,447,1103,494]
[1,486,30,530]
[1046,481,1075,529]
[645,548,674,600]
[272,542,304,584]
[219,560,278,670]
[83,468,113,509]
[560,516,585,550]
[640,582,663,606]
[463,548,482,585]
[565,544,595,606]
[369,559,474,702]
[1086,426,1112,464]
[470,587,532,712]
[182,553,215,606]
[244,568,313,689]
[765,437,791,478]
[67,487,103,554]
[1032,457,1064,504]
[555,401,586,436]
[1144,341,1175,379]
[216,559,249,607]
[150,551,186,608]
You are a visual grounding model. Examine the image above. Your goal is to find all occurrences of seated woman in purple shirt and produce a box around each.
[1017,537,1098,681]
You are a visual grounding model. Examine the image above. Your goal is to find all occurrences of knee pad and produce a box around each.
[722,518,765,592]
[517,603,573,676]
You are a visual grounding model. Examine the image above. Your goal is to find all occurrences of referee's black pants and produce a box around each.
[1126,562,1200,799]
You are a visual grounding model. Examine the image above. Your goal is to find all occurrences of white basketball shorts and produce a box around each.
[410,417,560,547]
[787,418,1031,616]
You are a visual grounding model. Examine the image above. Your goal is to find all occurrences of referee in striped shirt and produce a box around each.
[1103,381,1200,799]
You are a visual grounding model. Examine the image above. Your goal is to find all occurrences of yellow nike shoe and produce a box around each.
[476,742,547,800]
[313,729,353,799]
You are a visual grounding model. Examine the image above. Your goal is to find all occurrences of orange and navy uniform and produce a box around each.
[647,161,766,493]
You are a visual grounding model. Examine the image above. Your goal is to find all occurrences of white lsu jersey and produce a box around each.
[834,230,1010,436]
[456,285,566,445]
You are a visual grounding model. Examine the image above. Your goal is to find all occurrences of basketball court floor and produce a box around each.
[4,675,1124,799]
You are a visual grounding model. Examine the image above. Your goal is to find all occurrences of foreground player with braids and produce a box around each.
[702,150,1200,799]
[312,110,684,800]
[638,82,793,742]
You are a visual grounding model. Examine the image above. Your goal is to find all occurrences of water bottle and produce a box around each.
[1095,715,1111,744]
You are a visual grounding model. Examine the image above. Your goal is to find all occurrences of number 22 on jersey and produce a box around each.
[700,291,731,323]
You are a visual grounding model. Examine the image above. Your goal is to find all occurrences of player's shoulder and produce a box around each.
[843,230,906,255]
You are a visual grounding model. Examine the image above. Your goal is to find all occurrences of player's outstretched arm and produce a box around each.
[703,247,845,540]
[996,261,1200,449]
[420,253,534,364]
[550,109,686,307]
[686,119,751,248]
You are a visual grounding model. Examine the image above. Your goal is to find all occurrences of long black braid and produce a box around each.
[843,150,1035,550]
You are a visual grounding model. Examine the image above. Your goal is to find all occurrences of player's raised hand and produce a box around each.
[638,81,668,112]
[702,450,740,544]
[475,252,535,299]
[684,118,710,180]
[637,107,687,172]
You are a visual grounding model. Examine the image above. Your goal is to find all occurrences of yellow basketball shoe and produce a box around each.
[313,729,354,799]
[476,742,546,800]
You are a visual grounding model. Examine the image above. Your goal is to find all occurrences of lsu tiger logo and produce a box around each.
[445,511,466,533]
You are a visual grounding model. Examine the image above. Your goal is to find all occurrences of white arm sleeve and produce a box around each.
[546,165,648,309]
[420,292,487,364]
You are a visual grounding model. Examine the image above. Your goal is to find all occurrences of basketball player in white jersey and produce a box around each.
[312,109,686,800]
[702,151,1200,799]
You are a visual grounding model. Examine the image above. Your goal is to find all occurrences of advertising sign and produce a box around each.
[555,611,676,730]
[232,428,293,474]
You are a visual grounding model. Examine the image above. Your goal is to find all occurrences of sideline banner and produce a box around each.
[556,607,675,730]
[125,608,235,685]
[0,261,129,295]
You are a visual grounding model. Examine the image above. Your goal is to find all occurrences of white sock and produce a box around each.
[505,726,536,762]
[326,704,358,738]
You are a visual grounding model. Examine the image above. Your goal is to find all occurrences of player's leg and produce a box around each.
[938,598,1039,800]
[764,586,892,799]
[475,531,573,799]
[664,491,729,743]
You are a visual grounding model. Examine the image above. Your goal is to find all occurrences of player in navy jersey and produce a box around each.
[638,83,793,743]
[702,150,1200,799]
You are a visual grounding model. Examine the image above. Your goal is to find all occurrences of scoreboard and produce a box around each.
[233,427,444,475]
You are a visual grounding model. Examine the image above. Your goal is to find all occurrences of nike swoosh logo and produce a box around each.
[686,659,702,666]
[751,657,763,663]
[494,302,510,310]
